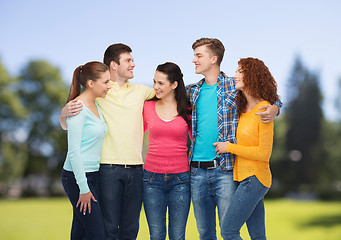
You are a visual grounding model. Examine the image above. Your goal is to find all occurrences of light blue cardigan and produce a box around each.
[63,101,107,194]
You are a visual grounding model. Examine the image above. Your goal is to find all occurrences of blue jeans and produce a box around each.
[143,170,191,240]
[99,164,143,240]
[190,166,237,240]
[221,175,269,240]
[61,169,105,240]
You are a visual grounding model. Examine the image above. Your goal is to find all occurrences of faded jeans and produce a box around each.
[190,166,237,240]
[143,170,191,240]
[221,175,269,240]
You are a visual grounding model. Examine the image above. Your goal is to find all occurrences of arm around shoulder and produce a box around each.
[141,85,155,100]
[59,99,83,130]
[256,103,281,123]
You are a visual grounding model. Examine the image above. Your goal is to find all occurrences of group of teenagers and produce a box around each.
[59,37,282,240]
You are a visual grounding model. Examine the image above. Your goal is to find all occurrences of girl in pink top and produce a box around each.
[143,62,191,240]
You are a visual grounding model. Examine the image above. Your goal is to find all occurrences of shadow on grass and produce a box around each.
[299,214,341,228]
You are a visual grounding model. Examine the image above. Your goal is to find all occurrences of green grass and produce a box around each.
[1,198,340,239]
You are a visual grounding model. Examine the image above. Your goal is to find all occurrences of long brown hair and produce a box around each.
[66,61,109,103]
[236,57,280,114]
[149,62,191,126]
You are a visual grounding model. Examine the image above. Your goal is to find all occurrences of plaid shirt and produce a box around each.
[186,72,238,170]
[186,71,283,170]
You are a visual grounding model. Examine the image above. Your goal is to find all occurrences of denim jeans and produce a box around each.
[143,170,191,240]
[61,169,105,240]
[99,164,143,240]
[190,166,237,240]
[221,175,269,240]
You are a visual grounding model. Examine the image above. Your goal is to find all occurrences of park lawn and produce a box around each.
[0,198,340,240]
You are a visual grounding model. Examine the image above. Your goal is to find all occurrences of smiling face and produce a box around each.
[153,71,177,100]
[234,65,245,91]
[115,52,135,80]
[90,70,111,98]
[192,45,216,75]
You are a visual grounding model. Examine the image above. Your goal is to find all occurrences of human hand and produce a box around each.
[76,191,97,215]
[213,141,230,154]
[59,99,83,130]
[255,104,278,123]
[61,99,83,117]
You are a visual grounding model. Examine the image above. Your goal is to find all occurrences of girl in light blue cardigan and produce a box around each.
[61,61,110,240]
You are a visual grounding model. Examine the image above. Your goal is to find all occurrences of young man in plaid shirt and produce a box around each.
[186,38,281,240]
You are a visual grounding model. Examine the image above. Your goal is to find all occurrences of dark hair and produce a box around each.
[151,62,191,126]
[103,43,132,67]
[66,61,109,103]
[236,57,280,114]
[192,38,225,66]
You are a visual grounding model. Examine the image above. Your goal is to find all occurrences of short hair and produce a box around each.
[103,43,132,67]
[192,38,225,66]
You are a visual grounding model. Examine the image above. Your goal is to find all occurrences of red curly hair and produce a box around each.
[236,57,280,114]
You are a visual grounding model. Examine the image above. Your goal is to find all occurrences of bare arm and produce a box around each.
[59,99,83,130]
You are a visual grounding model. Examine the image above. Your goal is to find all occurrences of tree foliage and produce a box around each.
[17,61,68,177]
[0,62,28,183]
[335,78,341,123]
[0,60,69,196]
[270,56,341,199]
[285,57,323,188]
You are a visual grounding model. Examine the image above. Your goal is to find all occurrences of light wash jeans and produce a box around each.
[190,166,237,240]
[143,170,191,240]
[221,175,269,240]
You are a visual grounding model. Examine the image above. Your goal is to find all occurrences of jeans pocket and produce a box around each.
[241,175,256,190]
[142,171,154,183]
[219,166,232,174]
[99,165,120,175]
[61,176,70,194]
[190,167,198,176]
[176,172,190,183]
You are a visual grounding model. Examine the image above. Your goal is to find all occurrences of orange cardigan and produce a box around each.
[226,101,273,188]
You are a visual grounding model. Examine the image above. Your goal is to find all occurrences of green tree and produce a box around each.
[335,78,341,122]
[0,61,28,184]
[283,56,324,191]
[319,120,341,198]
[17,60,68,182]
[318,77,341,198]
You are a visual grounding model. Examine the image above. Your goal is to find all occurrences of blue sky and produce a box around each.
[1,0,340,120]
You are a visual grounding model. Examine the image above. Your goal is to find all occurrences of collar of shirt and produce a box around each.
[110,80,131,89]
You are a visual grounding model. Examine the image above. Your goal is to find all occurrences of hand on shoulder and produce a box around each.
[62,99,83,117]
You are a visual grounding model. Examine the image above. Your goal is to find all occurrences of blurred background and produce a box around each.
[1,0,341,239]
